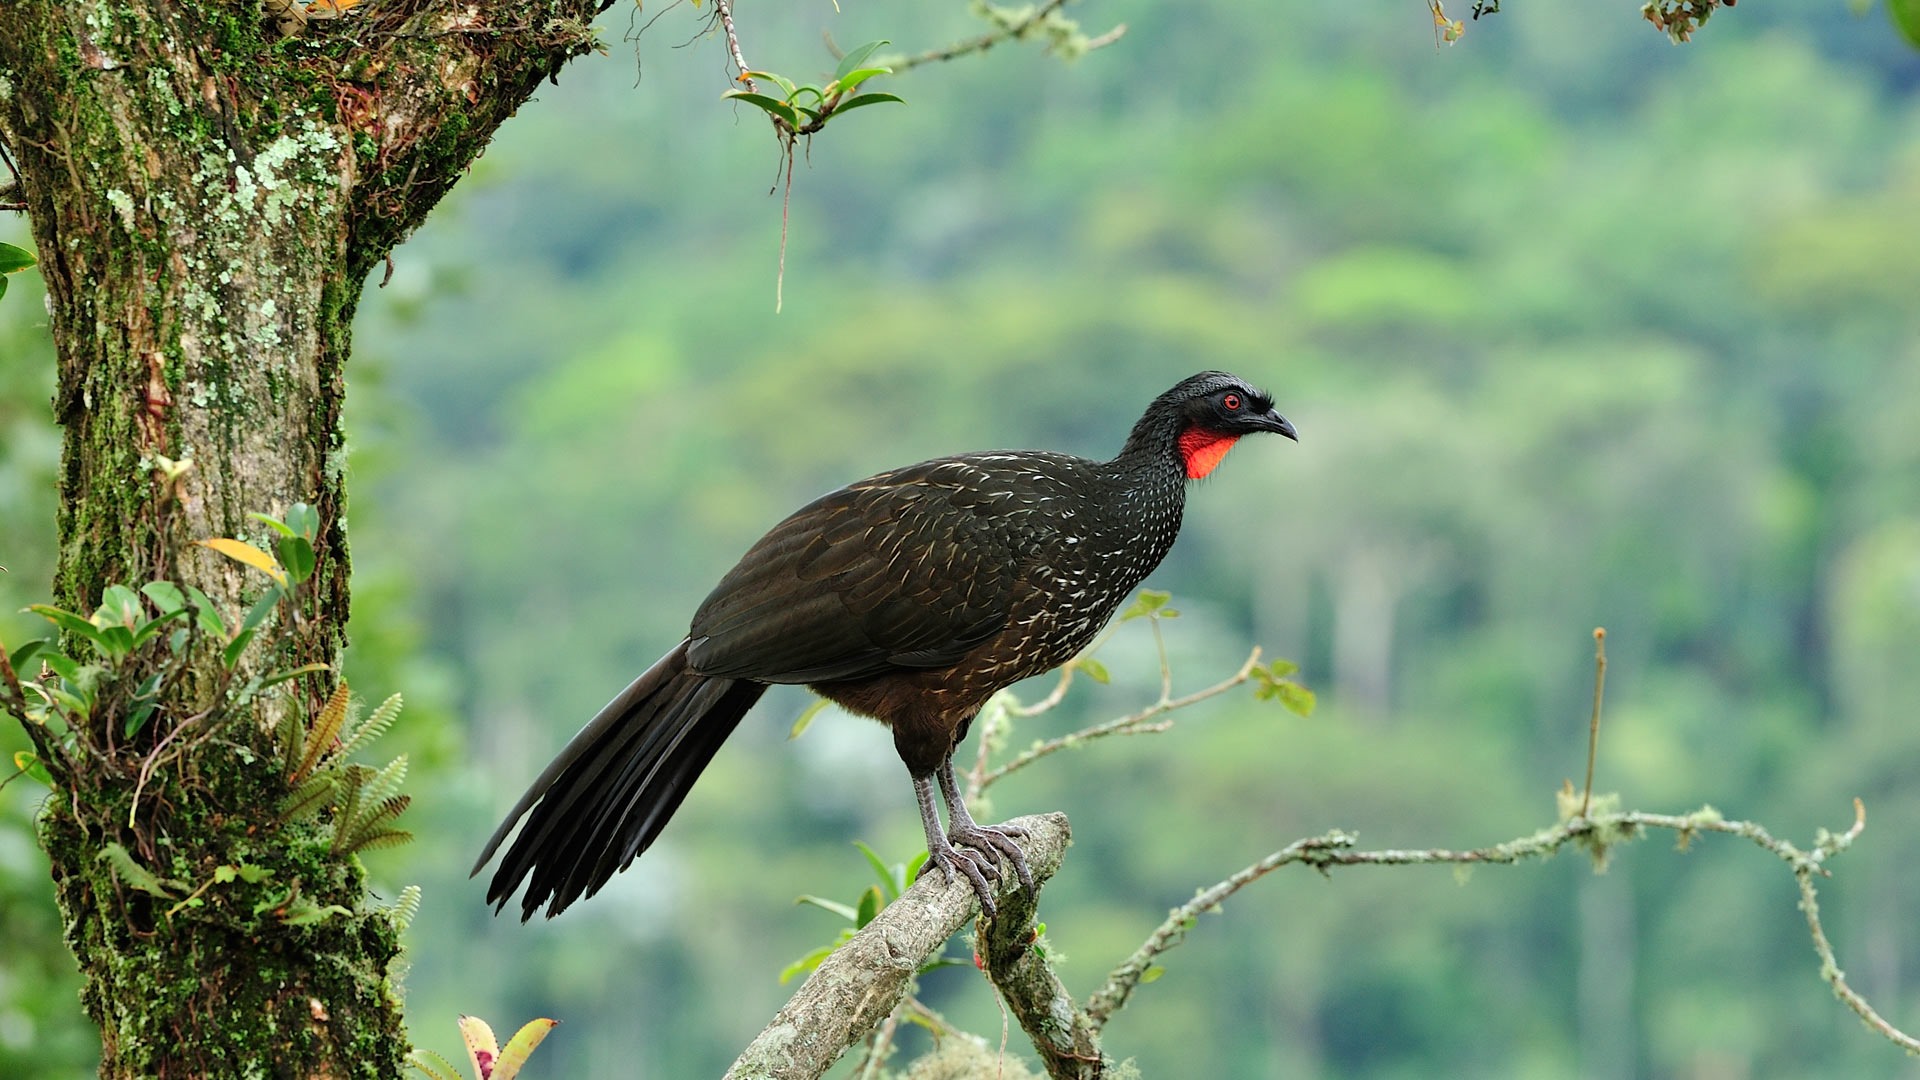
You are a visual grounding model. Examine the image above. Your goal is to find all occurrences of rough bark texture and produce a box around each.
[0,1,605,1075]
[726,813,1074,1080]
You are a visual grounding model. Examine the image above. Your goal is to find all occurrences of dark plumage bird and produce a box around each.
[474,371,1296,919]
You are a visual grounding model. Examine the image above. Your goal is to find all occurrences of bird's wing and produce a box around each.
[685,458,1059,684]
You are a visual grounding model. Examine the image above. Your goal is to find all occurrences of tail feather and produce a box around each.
[474,640,767,920]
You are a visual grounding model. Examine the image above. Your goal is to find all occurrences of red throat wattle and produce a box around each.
[1178,427,1240,480]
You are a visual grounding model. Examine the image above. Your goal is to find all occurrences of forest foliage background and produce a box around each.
[4,2,1920,1076]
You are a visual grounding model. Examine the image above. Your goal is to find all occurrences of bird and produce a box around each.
[474,371,1297,920]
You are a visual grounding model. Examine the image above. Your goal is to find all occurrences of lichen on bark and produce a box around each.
[0,0,609,1074]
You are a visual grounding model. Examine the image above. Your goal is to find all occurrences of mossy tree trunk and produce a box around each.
[0,2,606,1075]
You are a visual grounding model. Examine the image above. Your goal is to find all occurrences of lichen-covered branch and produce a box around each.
[1083,800,1917,1055]
[726,813,1072,1080]
[890,0,1126,74]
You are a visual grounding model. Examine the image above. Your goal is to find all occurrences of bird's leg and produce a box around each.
[914,772,1002,915]
[937,754,1034,893]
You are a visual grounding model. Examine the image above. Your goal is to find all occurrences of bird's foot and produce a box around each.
[950,820,1035,895]
[926,832,1004,915]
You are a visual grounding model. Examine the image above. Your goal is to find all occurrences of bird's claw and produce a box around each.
[927,837,1001,916]
[950,822,1035,895]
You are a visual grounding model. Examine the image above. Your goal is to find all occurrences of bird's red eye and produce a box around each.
[1223,393,1242,411]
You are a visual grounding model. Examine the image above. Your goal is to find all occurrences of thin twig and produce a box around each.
[1581,627,1606,818]
[711,0,754,91]
[1083,800,1912,1054]
[891,0,1075,74]
[975,647,1261,793]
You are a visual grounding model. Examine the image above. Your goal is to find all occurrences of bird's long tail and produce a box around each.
[473,640,767,920]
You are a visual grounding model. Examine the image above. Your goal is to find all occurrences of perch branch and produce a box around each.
[725,813,1072,1080]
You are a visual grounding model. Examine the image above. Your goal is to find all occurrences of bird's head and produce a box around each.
[1153,371,1296,479]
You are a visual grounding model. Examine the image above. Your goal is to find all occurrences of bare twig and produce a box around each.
[1083,800,1913,1054]
[973,646,1261,794]
[1581,627,1606,818]
[892,0,1076,74]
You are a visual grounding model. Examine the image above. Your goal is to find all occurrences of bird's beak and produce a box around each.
[1258,409,1299,442]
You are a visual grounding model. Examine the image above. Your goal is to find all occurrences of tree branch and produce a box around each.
[1083,799,1916,1054]
[726,813,1073,1080]
[891,0,1126,74]
[971,646,1262,796]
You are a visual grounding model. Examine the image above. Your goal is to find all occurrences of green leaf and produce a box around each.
[39,651,79,682]
[12,750,53,788]
[905,849,930,887]
[1891,0,1920,48]
[286,503,320,541]
[788,697,829,740]
[1267,658,1300,679]
[8,638,47,672]
[494,1018,561,1080]
[99,842,176,897]
[259,662,330,690]
[96,584,143,628]
[123,671,165,738]
[277,536,316,585]
[28,604,107,644]
[182,585,226,637]
[276,898,352,926]
[828,67,891,96]
[829,93,904,118]
[248,512,296,539]
[221,629,255,669]
[1140,964,1166,984]
[1077,655,1110,684]
[854,884,883,929]
[779,944,836,984]
[794,894,859,922]
[0,243,33,276]
[916,955,971,975]
[852,840,900,900]
[129,607,190,650]
[721,90,801,127]
[1275,681,1316,718]
[1121,589,1172,622]
[741,70,798,98]
[833,39,890,82]
[239,590,280,636]
[0,275,8,302]
[407,1049,466,1080]
[140,581,186,614]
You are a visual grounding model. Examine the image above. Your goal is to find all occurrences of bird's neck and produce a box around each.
[1112,408,1197,485]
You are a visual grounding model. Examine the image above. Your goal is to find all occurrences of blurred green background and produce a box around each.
[7,2,1920,1076]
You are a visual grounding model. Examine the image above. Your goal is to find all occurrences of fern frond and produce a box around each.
[343,827,413,855]
[356,754,408,812]
[388,883,422,932]
[281,773,336,820]
[295,682,352,784]
[276,706,303,780]
[341,692,403,759]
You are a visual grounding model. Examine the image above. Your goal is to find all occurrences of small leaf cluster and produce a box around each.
[95,840,280,920]
[4,505,330,784]
[281,683,413,856]
[1119,588,1179,623]
[411,1015,558,1080]
[781,841,970,984]
[723,40,903,135]
[1250,658,1316,718]
[0,242,33,304]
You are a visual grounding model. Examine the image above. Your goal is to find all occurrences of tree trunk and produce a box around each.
[0,2,603,1074]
